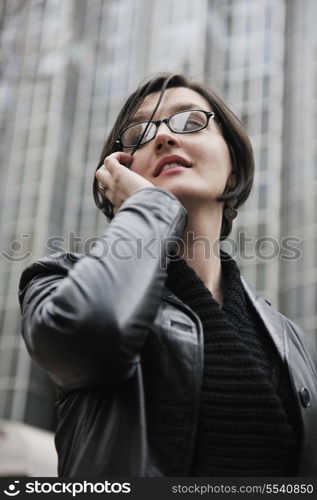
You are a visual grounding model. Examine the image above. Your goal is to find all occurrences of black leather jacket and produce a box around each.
[19,188,317,477]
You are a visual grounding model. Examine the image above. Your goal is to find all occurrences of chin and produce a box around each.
[159,183,193,198]
[159,182,215,202]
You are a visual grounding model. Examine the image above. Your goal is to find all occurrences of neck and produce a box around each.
[179,201,225,306]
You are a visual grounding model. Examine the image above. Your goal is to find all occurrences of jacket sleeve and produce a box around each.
[18,187,187,390]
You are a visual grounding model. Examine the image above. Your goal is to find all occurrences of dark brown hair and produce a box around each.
[93,73,254,239]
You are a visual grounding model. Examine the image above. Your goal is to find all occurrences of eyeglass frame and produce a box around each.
[115,109,217,149]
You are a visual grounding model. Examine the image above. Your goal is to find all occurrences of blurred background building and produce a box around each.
[0,0,316,469]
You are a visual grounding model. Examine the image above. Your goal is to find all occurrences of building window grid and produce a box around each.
[0,346,19,381]
[77,1,139,236]
[3,48,51,234]
[31,81,52,115]
[20,1,46,81]
[0,298,21,336]
[61,12,102,235]
[220,0,284,308]
[16,85,33,119]
[1,0,314,422]
[0,305,23,419]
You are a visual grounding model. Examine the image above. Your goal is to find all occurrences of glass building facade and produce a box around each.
[0,0,316,430]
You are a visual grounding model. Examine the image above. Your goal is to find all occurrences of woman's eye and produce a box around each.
[123,125,143,145]
[130,130,142,142]
[184,118,204,130]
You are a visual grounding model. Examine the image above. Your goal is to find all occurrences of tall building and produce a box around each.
[280,0,317,351]
[0,0,316,431]
[206,0,317,353]
[205,0,285,310]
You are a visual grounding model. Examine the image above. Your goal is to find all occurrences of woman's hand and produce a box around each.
[96,152,154,213]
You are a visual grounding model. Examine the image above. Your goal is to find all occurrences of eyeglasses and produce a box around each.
[117,109,216,149]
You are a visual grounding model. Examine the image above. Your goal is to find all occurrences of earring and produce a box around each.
[224,198,238,221]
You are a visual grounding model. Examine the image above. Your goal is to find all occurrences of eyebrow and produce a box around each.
[129,102,206,124]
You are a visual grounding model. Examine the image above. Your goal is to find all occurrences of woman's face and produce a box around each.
[127,87,234,207]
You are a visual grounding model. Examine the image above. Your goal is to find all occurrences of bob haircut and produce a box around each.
[93,73,254,239]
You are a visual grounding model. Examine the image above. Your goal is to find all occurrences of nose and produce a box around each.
[154,122,181,152]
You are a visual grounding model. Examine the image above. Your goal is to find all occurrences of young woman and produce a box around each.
[19,73,317,477]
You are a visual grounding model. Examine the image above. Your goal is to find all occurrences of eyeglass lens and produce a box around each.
[121,110,209,147]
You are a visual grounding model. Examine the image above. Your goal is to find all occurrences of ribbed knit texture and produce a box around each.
[166,251,301,476]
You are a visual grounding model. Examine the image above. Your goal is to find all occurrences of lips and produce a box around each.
[153,155,192,177]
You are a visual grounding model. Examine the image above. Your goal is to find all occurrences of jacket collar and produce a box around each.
[241,277,287,361]
[163,279,287,363]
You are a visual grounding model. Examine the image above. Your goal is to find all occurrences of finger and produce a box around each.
[97,183,106,196]
[96,176,113,201]
[104,152,133,171]
[110,151,134,166]
[96,166,111,181]
[96,167,112,191]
